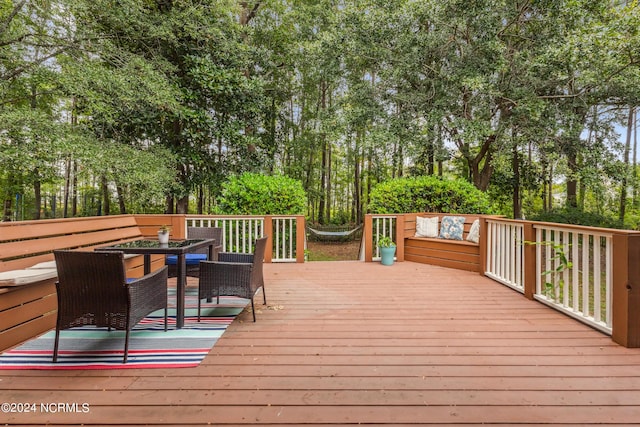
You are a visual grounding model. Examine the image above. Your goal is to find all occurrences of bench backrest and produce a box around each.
[0,215,143,272]
[404,213,480,241]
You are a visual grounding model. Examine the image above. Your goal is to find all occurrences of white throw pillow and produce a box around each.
[415,216,439,238]
[467,219,480,243]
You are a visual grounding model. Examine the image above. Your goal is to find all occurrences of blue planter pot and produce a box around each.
[379,246,396,266]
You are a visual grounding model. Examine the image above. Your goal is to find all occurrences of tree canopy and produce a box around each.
[2,0,640,228]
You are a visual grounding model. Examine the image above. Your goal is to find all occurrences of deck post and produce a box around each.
[612,233,640,347]
[522,221,536,300]
[263,216,273,263]
[364,215,373,262]
[478,216,488,275]
[296,215,306,263]
[395,214,405,262]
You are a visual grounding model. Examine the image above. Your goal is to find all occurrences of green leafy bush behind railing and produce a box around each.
[368,176,493,214]
[217,173,306,215]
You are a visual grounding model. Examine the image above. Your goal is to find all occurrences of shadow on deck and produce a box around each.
[2,261,640,425]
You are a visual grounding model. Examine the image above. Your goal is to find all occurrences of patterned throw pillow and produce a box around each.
[466,219,480,243]
[415,216,439,238]
[439,216,466,240]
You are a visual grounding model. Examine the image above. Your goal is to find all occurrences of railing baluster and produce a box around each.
[572,233,579,312]
[605,236,612,326]
[594,237,602,324]
[582,235,590,318]
[562,231,569,307]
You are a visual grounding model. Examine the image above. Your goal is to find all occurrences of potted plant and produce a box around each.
[158,225,171,244]
[377,235,396,266]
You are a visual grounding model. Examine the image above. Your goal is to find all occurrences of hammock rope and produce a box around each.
[306,225,363,241]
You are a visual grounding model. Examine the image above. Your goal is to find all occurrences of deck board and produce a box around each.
[2,261,640,425]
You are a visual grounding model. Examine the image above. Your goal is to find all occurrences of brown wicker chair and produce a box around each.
[198,236,267,322]
[166,227,223,278]
[53,250,168,363]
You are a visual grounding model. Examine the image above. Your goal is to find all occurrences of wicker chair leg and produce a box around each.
[53,329,61,363]
[250,298,256,322]
[197,298,202,322]
[164,308,168,331]
[262,287,267,305]
[123,329,130,364]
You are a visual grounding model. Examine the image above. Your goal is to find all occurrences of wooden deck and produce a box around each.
[2,260,640,425]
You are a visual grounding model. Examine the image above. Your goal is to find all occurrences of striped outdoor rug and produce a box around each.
[0,292,247,370]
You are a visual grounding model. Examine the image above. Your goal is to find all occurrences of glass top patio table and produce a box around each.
[98,238,215,328]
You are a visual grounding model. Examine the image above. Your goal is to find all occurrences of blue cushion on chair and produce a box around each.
[165,253,208,265]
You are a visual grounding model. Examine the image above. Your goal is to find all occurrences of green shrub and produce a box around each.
[530,208,624,229]
[217,173,306,215]
[368,176,493,214]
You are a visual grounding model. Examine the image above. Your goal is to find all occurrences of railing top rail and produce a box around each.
[531,222,638,236]
[0,214,136,227]
[186,215,266,219]
[485,217,525,225]
[485,216,640,236]
[186,214,304,219]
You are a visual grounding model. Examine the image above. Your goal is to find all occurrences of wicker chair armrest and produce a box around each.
[211,244,223,261]
[199,261,253,299]
[200,261,252,276]
[217,252,254,263]
[129,265,168,289]
[127,266,168,322]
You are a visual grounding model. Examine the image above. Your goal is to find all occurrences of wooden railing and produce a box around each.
[363,215,401,261]
[485,219,525,293]
[185,215,304,263]
[363,213,640,348]
[134,214,306,263]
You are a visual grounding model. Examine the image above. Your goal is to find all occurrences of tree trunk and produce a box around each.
[428,137,435,175]
[634,109,638,209]
[116,182,127,214]
[548,163,554,211]
[326,142,332,223]
[318,81,328,224]
[470,135,495,191]
[318,140,327,224]
[352,131,361,224]
[165,195,175,214]
[512,142,521,219]
[63,159,71,218]
[177,195,189,214]
[566,147,578,209]
[101,175,110,215]
[620,106,635,222]
[33,178,41,220]
[198,184,204,214]
[72,162,78,216]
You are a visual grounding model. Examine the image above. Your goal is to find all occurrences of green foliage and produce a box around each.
[3,0,640,222]
[531,208,624,229]
[525,240,573,301]
[217,173,306,215]
[377,236,395,248]
[368,176,493,214]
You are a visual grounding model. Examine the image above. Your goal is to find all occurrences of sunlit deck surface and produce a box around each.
[3,261,640,425]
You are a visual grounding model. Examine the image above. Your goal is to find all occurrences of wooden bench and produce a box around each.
[403,213,483,272]
[0,215,165,352]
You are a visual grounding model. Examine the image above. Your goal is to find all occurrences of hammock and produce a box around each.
[306,225,363,241]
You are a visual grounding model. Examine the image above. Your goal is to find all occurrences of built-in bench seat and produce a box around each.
[403,213,482,272]
[0,215,163,352]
